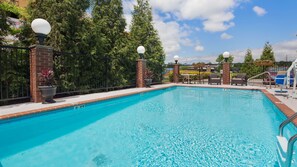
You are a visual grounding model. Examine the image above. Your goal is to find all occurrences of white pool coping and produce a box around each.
[0,83,296,119]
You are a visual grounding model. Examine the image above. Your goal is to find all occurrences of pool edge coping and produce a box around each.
[261,89,297,125]
[1,84,295,125]
[0,85,174,120]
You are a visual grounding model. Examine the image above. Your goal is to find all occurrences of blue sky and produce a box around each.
[123,0,297,63]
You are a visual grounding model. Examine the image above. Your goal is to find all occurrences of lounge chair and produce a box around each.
[231,73,247,86]
[208,73,221,85]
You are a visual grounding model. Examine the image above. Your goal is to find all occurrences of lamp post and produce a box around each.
[223,51,230,62]
[137,46,145,59]
[222,51,231,85]
[31,18,51,45]
[29,18,54,103]
[173,55,180,83]
[136,46,146,88]
[174,55,179,64]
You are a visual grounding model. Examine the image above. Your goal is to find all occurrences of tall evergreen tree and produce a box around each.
[240,49,258,77]
[92,0,134,86]
[129,0,165,81]
[260,42,275,62]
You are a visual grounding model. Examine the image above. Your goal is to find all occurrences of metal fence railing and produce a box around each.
[53,51,139,96]
[0,45,30,105]
[147,61,164,85]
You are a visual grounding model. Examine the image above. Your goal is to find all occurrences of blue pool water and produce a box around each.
[0,86,296,166]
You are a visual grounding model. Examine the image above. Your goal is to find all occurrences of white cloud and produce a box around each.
[195,44,204,52]
[150,0,239,32]
[221,32,233,40]
[154,22,181,54]
[153,18,182,55]
[180,38,194,46]
[253,6,267,16]
[203,20,235,32]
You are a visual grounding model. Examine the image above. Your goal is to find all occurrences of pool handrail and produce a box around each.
[285,134,297,167]
[278,112,297,167]
[279,112,297,137]
[247,71,272,89]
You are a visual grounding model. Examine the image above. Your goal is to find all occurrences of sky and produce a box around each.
[122,0,297,64]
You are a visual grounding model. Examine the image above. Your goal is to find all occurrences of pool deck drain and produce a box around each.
[0,83,296,120]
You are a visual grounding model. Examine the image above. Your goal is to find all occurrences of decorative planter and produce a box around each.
[144,79,152,88]
[38,86,57,104]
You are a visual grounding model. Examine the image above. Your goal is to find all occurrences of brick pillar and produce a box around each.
[173,64,179,83]
[136,59,146,88]
[223,62,230,84]
[30,45,53,102]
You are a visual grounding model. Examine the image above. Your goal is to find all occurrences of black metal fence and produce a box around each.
[0,45,164,105]
[147,61,164,84]
[53,51,137,96]
[0,45,30,105]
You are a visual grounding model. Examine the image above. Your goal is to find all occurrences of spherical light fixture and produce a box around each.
[174,55,179,64]
[223,51,230,62]
[31,18,51,45]
[137,46,145,59]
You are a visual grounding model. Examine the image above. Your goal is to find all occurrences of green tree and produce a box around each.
[240,49,259,77]
[260,42,275,62]
[92,0,133,86]
[129,0,165,82]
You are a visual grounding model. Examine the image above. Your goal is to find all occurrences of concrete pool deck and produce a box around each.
[0,83,296,120]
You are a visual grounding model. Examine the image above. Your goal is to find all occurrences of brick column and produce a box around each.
[136,59,146,88]
[223,62,230,85]
[30,45,53,102]
[173,64,179,83]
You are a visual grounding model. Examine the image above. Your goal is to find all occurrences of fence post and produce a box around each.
[29,45,53,103]
[223,62,230,85]
[173,64,179,83]
[136,59,146,88]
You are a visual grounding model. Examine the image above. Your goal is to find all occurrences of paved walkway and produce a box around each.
[0,83,296,119]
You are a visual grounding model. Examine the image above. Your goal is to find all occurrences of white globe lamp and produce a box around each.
[31,18,51,45]
[174,55,179,64]
[223,51,230,62]
[137,46,145,59]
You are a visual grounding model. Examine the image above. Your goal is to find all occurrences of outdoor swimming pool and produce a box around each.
[0,86,296,166]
